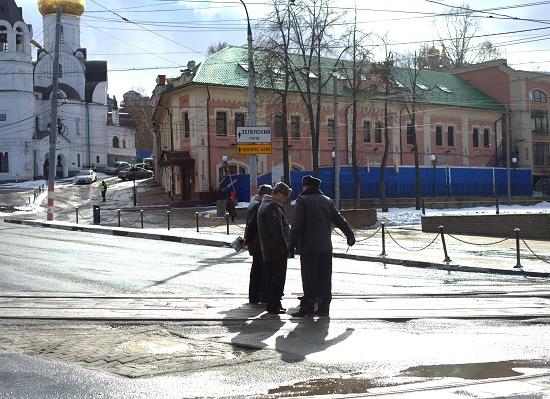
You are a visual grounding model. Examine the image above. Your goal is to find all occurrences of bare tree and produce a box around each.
[476,40,502,63]
[120,89,154,152]
[207,41,228,55]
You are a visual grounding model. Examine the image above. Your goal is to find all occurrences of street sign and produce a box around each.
[236,127,271,143]
[237,144,272,155]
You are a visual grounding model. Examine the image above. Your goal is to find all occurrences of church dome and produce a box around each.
[38,0,85,17]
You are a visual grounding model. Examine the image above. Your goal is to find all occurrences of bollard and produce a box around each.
[195,212,199,233]
[29,196,31,204]
[438,225,451,263]
[75,207,79,225]
[380,222,387,256]
[140,210,144,229]
[513,228,522,269]
[117,209,121,227]
[495,195,500,215]
[225,212,230,235]
[421,198,426,215]
[93,205,100,225]
[34,191,36,202]
[167,210,171,231]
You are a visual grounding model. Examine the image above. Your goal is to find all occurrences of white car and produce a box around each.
[74,169,97,184]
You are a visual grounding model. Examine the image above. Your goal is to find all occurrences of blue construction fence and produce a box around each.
[219,166,533,202]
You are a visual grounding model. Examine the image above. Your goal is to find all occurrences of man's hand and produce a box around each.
[347,236,356,247]
[288,248,295,258]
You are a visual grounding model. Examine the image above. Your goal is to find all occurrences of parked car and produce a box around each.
[118,165,154,181]
[134,162,153,171]
[74,169,97,184]
[104,161,130,175]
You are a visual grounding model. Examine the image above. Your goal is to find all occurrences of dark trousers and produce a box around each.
[101,192,106,202]
[300,254,333,312]
[265,257,287,311]
[249,253,266,303]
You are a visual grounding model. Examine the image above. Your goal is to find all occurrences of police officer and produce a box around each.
[243,184,273,304]
[289,175,355,317]
[257,182,292,314]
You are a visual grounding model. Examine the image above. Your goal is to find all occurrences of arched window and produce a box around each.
[218,163,247,178]
[122,139,127,149]
[112,136,119,148]
[0,152,8,173]
[0,26,7,52]
[16,27,24,52]
[532,89,547,103]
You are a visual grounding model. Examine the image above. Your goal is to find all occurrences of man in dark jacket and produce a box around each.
[257,182,292,314]
[289,175,355,317]
[243,184,273,304]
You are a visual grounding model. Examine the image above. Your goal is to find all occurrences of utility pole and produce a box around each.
[47,7,62,221]
[506,109,512,205]
[333,71,340,210]
[240,0,257,199]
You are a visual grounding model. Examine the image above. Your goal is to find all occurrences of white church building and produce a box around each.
[0,0,135,182]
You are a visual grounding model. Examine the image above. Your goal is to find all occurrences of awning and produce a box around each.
[159,151,195,167]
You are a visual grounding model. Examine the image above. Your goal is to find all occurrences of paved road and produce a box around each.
[1,220,550,398]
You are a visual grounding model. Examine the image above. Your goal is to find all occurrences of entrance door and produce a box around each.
[180,166,194,200]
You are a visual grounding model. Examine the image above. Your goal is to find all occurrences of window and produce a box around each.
[291,116,300,138]
[437,85,452,93]
[483,128,490,148]
[327,118,335,142]
[77,154,81,168]
[112,136,119,148]
[274,114,284,138]
[362,121,371,143]
[0,26,7,52]
[216,111,227,136]
[375,122,383,144]
[0,114,6,122]
[182,112,190,138]
[406,123,415,145]
[416,82,429,90]
[96,156,100,163]
[473,127,479,148]
[219,164,247,178]
[16,27,24,52]
[234,113,245,136]
[435,125,443,146]
[532,89,547,103]
[122,139,127,149]
[0,152,8,173]
[534,143,550,166]
[532,110,549,134]
[447,126,455,147]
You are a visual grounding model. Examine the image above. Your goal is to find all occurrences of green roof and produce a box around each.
[191,46,503,112]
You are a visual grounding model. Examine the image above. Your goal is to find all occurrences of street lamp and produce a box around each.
[511,157,518,197]
[238,0,257,199]
[331,149,336,199]
[430,154,437,197]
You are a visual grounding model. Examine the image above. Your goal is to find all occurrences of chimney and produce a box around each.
[187,60,196,70]
[156,75,166,86]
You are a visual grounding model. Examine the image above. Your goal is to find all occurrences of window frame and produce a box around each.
[532,89,548,103]
[182,111,190,138]
[532,110,549,134]
[0,26,8,52]
[362,120,371,143]
[435,125,443,147]
[290,115,301,138]
[234,112,245,137]
[483,128,490,148]
[112,136,119,148]
[274,113,284,138]
[327,118,335,142]
[447,125,455,147]
[216,111,228,137]
[472,127,480,148]
[374,122,383,144]
[406,123,415,145]
[0,152,8,173]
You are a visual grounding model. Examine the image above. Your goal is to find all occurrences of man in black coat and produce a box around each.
[243,184,273,304]
[257,182,292,314]
[289,175,355,317]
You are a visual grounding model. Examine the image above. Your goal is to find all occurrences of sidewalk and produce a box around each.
[4,217,550,277]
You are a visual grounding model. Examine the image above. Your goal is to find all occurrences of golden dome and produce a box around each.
[38,0,85,17]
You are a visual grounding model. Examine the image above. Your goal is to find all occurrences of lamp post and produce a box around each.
[430,154,437,197]
[331,149,336,200]
[239,0,257,199]
[511,156,518,197]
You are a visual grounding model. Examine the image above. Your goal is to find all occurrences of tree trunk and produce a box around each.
[412,111,421,210]
[380,81,390,212]
[352,100,360,209]
[281,93,290,185]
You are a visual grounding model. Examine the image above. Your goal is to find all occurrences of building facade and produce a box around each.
[0,0,135,182]
[151,47,505,200]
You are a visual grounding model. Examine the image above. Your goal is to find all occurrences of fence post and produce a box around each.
[513,228,522,269]
[117,209,121,227]
[196,212,199,233]
[140,210,144,229]
[438,225,451,263]
[75,207,79,225]
[380,222,387,256]
[495,195,500,215]
[93,205,100,225]
[421,198,426,215]
[167,210,171,231]
[225,212,230,235]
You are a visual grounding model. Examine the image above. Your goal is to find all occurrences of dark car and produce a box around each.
[118,165,154,181]
[104,161,130,175]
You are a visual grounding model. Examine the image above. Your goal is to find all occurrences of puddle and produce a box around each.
[119,339,191,355]
[402,360,550,380]
[268,377,397,397]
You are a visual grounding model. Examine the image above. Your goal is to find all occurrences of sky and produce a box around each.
[15,0,550,100]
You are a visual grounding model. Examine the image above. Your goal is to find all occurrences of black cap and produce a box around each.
[258,184,273,196]
[302,175,321,187]
[273,182,292,197]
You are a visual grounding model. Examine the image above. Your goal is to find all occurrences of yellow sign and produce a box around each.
[237,144,272,155]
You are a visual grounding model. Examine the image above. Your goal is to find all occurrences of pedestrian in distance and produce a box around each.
[99,180,107,202]
[257,182,293,315]
[289,175,355,317]
[243,184,273,304]
[226,191,238,222]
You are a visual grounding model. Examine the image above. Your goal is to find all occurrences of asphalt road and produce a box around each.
[1,220,550,398]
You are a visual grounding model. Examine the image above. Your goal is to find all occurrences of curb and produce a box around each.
[5,218,550,278]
